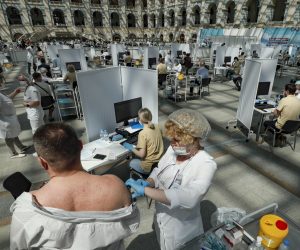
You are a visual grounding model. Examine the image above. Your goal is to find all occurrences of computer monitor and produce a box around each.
[114,97,142,126]
[177,50,182,58]
[66,62,81,71]
[224,56,231,64]
[148,57,157,69]
[257,81,271,97]
[118,52,126,60]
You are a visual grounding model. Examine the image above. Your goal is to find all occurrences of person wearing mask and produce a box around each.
[183,53,193,75]
[157,58,168,89]
[26,44,34,75]
[32,72,55,122]
[123,51,132,67]
[252,50,259,58]
[125,109,217,250]
[264,83,300,130]
[123,108,164,174]
[0,88,30,158]
[23,76,44,134]
[10,123,139,249]
[196,60,209,79]
[63,64,77,89]
[165,50,173,69]
[226,57,241,80]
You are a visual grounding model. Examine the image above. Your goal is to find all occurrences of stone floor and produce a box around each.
[0,63,300,249]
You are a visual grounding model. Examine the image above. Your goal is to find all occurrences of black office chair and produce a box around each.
[264,120,300,150]
[201,78,211,97]
[3,172,32,199]
[130,162,158,208]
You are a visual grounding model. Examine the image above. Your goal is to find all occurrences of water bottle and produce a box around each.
[248,236,265,250]
[278,239,290,250]
[99,129,104,140]
[103,130,109,141]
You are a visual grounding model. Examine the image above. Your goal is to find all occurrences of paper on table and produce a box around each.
[125,127,142,134]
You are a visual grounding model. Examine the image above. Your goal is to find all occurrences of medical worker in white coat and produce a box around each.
[126,108,217,250]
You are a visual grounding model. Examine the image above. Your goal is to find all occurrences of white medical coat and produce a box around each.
[149,146,217,250]
[0,93,21,139]
[10,192,140,250]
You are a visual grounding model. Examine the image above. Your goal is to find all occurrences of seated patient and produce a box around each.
[10,123,139,250]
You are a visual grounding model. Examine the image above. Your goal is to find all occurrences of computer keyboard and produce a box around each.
[120,134,139,145]
[255,103,275,110]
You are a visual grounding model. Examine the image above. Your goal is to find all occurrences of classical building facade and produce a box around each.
[0,0,300,42]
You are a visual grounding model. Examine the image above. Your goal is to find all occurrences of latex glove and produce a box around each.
[136,179,150,187]
[123,142,134,151]
[111,134,123,141]
[125,178,145,199]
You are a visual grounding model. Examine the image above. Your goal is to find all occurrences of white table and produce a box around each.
[81,139,130,173]
[213,66,228,78]
[254,107,275,141]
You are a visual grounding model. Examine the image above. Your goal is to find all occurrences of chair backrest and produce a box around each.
[281,120,300,133]
[202,78,211,87]
[3,172,32,199]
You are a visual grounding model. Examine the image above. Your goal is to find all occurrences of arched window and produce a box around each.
[181,8,187,26]
[208,3,217,24]
[112,33,121,42]
[180,33,185,43]
[109,0,118,5]
[169,10,175,27]
[227,1,235,23]
[169,33,174,42]
[193,6,200,25]
[192,33,197,42]
[30,8,44,26]
[13,33,22,41]
[159,12,164,27]
[91,0,101,4]
[126,0,135,8]
[144,34,148,40]
[111,12,120,27]
[93,11,103,27]
[74,10,85,26]
[127,13,136,27]
[53,9,65,26]
[143,14,148,28]
[247,0,259,23]
[6,7,22,25]
[142,0,147,9]
[128,33,136,40]
[160,34,164,42]
[272,0,287,21]
[150,14,156,28]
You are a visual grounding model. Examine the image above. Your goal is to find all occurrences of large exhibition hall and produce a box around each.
[0,0,300,249]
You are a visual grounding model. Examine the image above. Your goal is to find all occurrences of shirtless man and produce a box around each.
[10,123,139,250]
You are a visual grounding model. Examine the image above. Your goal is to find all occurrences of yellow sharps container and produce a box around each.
[258,214,288,249]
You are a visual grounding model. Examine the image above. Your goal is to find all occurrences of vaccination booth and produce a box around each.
[76,66,158,142]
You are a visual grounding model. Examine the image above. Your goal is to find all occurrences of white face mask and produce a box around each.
[172,146,189,156]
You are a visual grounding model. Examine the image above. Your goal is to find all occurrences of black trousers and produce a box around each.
[263,120,280,132]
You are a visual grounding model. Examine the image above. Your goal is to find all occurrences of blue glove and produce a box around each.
[136,179,150,187]
[111,134,123,141]
[125,178,145,199]
[123,142,134,151]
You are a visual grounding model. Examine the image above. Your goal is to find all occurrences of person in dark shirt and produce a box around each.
[38,58,52,78]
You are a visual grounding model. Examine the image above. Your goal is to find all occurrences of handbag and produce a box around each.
[34,83,55,109]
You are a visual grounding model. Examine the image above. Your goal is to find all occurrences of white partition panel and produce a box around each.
[254,58,277,97]
[171,43,190,58]
[237,59,262,130]
[47,45,63,60]
[215,46,226,67]
[143,47,159,69]
[272,45,282,58]
[260,47,274,59]
[210,43,221,65]
[77,67,123,141]
[59,49,87,76]
[111,44,126,66]
[121,67,158,124]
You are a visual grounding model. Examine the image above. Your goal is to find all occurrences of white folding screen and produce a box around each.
[237,59,262,130]
[111,44,126,66]
[58,49,87,76]
[215,46,226,67]
[47,45,63,60]
[260,48,274,59]
[143,47,159,69]
[253,58,278,97]
[121,67,158,124]
[77,67,123,141]
[171,43,190,58]
[77,67,158,141]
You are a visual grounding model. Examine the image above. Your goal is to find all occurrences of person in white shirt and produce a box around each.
[26,45,34,75]
[126,109,217,250]
[172,59,182,77]
[0,89,30,158]
[165,50,173,69]
[10,123,139,249]
[23,76,44,134]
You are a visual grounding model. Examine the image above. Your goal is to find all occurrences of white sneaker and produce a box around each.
[10,153,26,159]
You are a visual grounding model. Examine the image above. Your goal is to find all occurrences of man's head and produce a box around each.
[33,123,82,172]
[32,72,42,82]
[284,83,296,96]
